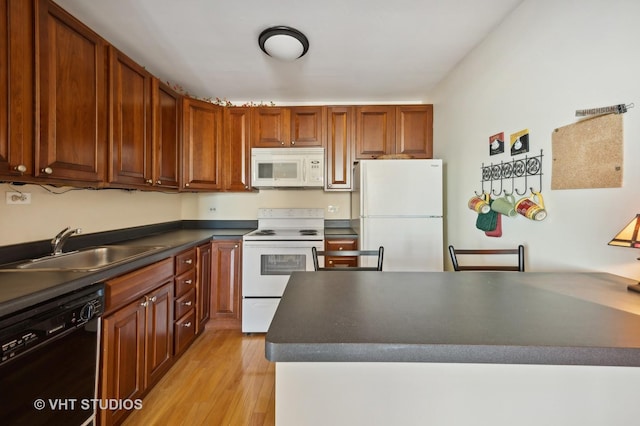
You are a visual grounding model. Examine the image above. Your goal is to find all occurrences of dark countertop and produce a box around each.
[324,228,357,238]
[265,271,640,366]
[0,227,253,318]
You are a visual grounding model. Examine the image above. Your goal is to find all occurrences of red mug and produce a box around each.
[515,192,547,221]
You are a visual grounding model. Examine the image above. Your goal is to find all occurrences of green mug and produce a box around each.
[491,194,517,217]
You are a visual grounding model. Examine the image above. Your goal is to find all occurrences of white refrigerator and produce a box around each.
[350,159,443,271]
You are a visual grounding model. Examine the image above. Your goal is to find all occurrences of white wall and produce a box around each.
[181,190,350,221]
[432,0,640,277]
[0,182,350,246]
[0,183,183,245]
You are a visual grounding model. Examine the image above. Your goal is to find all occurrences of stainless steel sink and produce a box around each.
[0,245,167,272]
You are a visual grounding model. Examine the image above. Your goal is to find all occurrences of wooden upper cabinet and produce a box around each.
[289,106,325,147]
[223,107,252,191]
[355,106,395,159]
[355,105,433,159]
[182,97,222,190]
[36,0,107,183]
[108,46,152,188]
[0,0,34,180]
[395,105,433,159]
[325,106,353,190]
[152,79,181,189]
[251,106,324,148]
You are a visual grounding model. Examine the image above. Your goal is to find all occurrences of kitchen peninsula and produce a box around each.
[266,271,640,425]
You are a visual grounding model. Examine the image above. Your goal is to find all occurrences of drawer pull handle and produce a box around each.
[184,259,193,265]
[182,301,192,307]
[182,322,192,328]
[185,279,193,285]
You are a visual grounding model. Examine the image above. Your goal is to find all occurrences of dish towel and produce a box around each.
[476,200,498,232]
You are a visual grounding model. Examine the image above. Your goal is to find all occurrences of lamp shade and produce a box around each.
[259,26,309,61]
[609,214,640,248]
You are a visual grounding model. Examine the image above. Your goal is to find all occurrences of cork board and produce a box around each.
[551,113,623,189]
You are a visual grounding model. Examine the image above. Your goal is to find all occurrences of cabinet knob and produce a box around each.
[14,164,27,173]
[234,244,238,248]
[184,259,193,265]
[145,179,153,184]
[291,140,296,145]
[338,247,343,250]
[182,301,192,307]
[41,167,53,175]
[280,141,285,145]
[156,180,162,185]
[185,279,193,285]
[149,296,157,303]
[140,300,148,307]
[182,322,192,328]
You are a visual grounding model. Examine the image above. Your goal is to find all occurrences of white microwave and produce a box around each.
[251,147,324,188]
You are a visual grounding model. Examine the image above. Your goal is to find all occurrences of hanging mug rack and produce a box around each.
[475,149,543,197]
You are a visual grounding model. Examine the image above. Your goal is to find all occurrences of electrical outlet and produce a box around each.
[6,191,31,205]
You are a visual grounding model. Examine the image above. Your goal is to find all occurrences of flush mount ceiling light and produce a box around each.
[259,26,309,61]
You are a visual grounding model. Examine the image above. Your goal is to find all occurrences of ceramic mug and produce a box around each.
[491,194,517,217]
[515,191,547,221]
[468,193,490,214]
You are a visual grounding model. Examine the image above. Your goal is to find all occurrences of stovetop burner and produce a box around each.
[254,229,275,235]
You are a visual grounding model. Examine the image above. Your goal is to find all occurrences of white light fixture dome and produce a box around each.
[259,26,309,61]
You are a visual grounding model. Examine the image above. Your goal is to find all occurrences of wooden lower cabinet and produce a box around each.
[99,244,217,424]
[196,242,212,333]
[210,239,242,329]
[324,238,358,268]
[101,278,173,426]
[174,248,197,356]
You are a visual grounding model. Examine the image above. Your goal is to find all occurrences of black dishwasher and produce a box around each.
[0,283,104,426]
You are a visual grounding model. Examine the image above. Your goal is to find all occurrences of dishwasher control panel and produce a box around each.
[0,284,104,365]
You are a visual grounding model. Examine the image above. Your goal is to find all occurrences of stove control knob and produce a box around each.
[80,303,96,321]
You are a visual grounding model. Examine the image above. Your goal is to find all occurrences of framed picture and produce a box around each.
[489,132,505,156]
[510,129,530,155]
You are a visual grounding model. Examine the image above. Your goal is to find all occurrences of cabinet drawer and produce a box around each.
[105,258,174,313]
[175,269,196,297]
[175,288,195,319]
[325,256,358,268]
[325,238,357,251]
[175,248,196,276]
[174,309,196,355]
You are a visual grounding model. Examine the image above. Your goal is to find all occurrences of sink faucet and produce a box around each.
[51,227,82,255]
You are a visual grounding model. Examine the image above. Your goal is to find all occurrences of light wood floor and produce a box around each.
[122,328,275,426]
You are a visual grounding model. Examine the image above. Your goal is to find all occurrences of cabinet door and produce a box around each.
[355,106,395,159]
[0,0,34,180]
[211,240,242,328]
[145,281,174,388]
[289,106,325,147]
[101,298,146,426]
[251,107,289,147]
[395,105,433,159]
[196,242,212,333]
[152,79,181,189]
[326,107,353,190]
[182,97,222,190]
[223,107,251,191]
[37,0,107,183]
[108,47,152,188]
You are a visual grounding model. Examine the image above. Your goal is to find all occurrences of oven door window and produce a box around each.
[261,254,306,275]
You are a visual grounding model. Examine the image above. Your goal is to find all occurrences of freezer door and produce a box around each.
[361,159,442,217]
[361,217,443,271]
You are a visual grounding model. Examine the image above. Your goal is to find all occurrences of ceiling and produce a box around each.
[55,0,524,104]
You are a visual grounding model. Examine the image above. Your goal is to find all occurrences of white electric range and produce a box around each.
[242,208,325,333]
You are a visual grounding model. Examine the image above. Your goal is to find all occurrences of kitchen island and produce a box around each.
[265,271,640,425]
